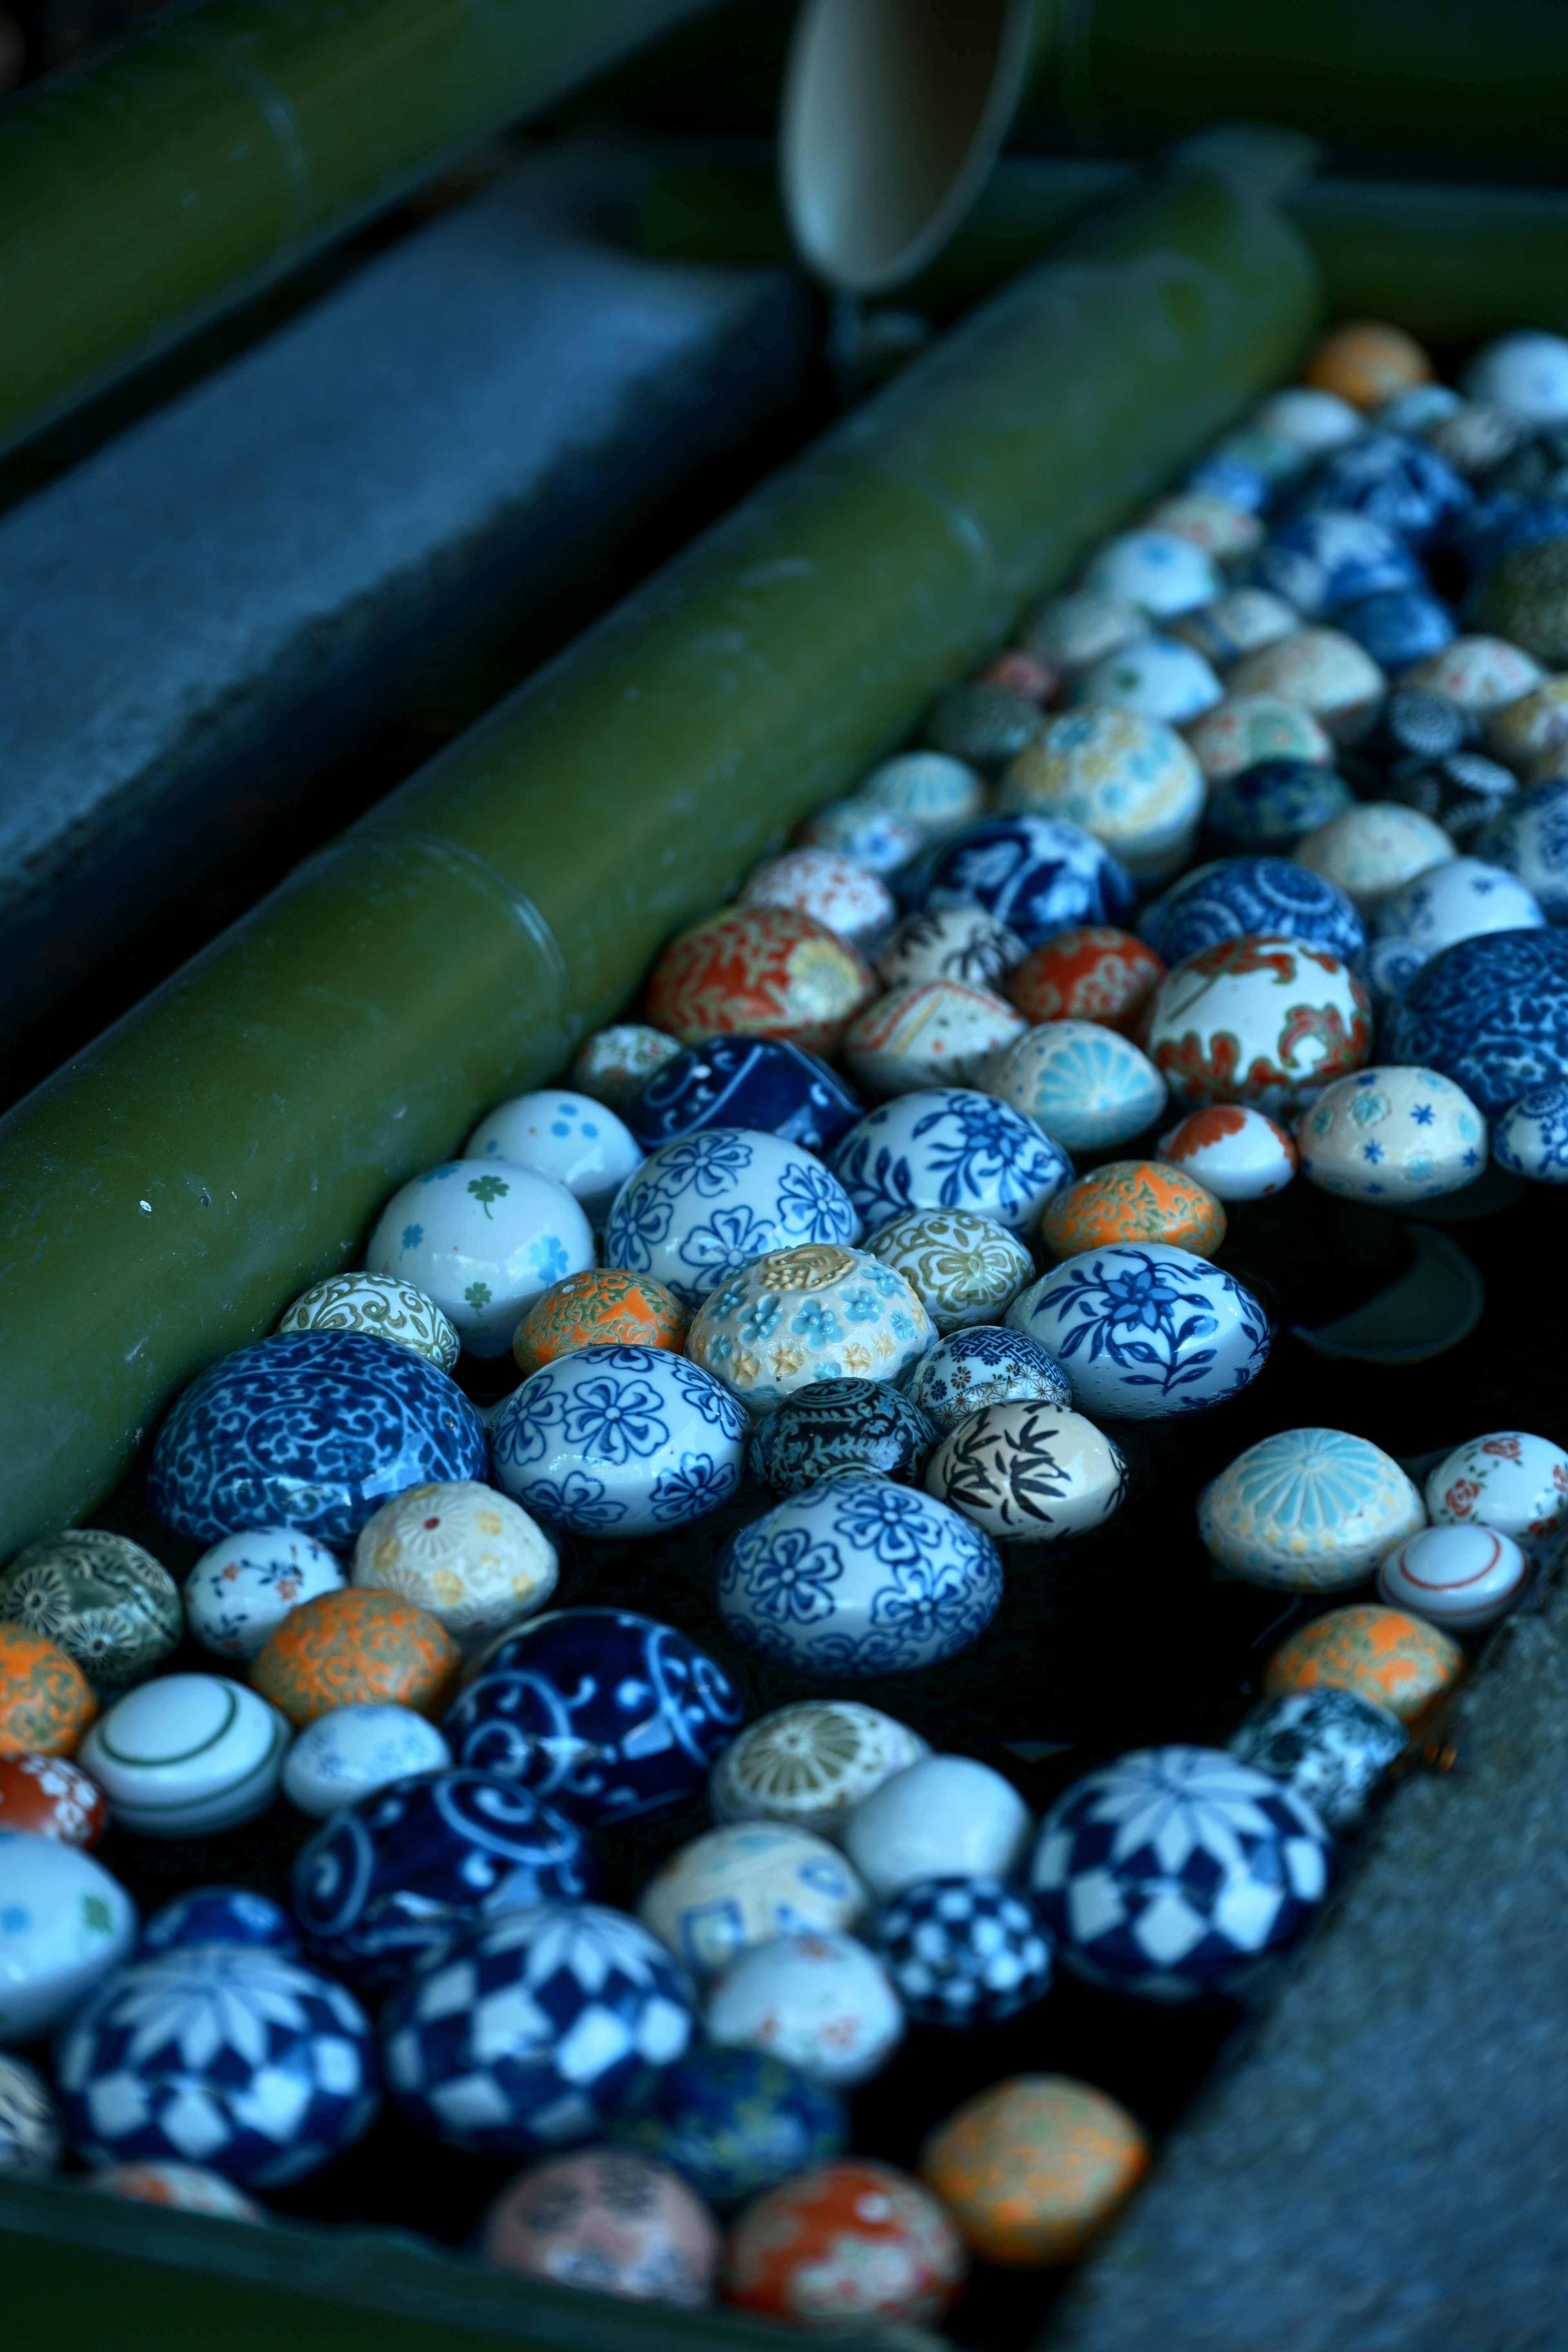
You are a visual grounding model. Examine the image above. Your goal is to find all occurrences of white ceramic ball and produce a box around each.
[184,1528,345,1661]
[0,1834,137,2042]
[464,1091,643,1227]
[841,1756,1032,1902]
[79,1675,290,1838]
[1376,1523,1529,1632]
[704,1930,904,2086]
[281,1704,453,1818]
[637,1824,868,1978]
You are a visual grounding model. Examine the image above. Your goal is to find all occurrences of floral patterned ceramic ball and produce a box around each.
[570,1023,681,1114]
[1156,1106,1298,1201]
[281,1702,452,1819]
[1144,933,1371,1118]
[913,813,1136,945]
[686,1245,931,1413]
[1031,1746,1334,2000]
[610,2045,847,2210]
[1039,1161,1225,1261]
[627,1035,862,1158]
[871,1877,1053,2027]
[1139,857,1365,968]
[1226,629,1386,739]
[920,2076,1149,2265]
[724,2158,966,2326]
[637,1824,867,1979]
[481,2147,720,2305]
[1296,1066,1487,1203]
[0,1530,181,1694]
[1005,925,1165,1033]
[926,1403,1129,1546]
[251,1588,462,1728]
[738,848,897,955]
[1229,1688,1407,1835]
[1198,1428,1426,1593]
[829,1088,1073,1239]
[352,1481,557,1647]
[858,749,987,835]
[58,1942,379,2185]
[382,1903,696,2155]
[1000,706,1205,880]
[1383,928,1568,1115]
[0,1752,107,1846]
[512,1268,688,1376]
[747,1379,938,1499]
[717,1476,1002,1678]
[875,906,1028,994]
[183,1528,345,1661]
[148,1330,489,1548]
[0,1627,97,1757]
[1009,1244,1269,1421]
[367,1160,595,1359]
[644,907,875,1054]
[840,979,1025,1096]
[705,1933,905,2088]
[490,1345,747,1535]
[1245,510,1421,619]
[864,1207,1035,1336]
[1472,778,1568,921]
[278,1271,459,1370]
[1264,1604,1463,1726]
[904,1325,1071,1438]
[443,1608,744,1826]
[709,1701,929,1840]
[984,1021,1168,1154]
[603,1127,858,1312]
[463,1089,644,1228]
[0,2053,63,2172]
[1423,1430,1568,1557]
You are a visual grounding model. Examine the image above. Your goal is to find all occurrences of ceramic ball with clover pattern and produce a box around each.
[491,1346,747,1536]
[603,1128,858,1313]
[686,1246,931,1415]
[1144,933,1372,1118]
[1198,1429,1425,1593]
[464,1090,643,1229]
[367,1160,593,1359]
[278,1271,459,1370]
[1008,1244,1269,1421]
[864,1208,1035,1336]
[718,1476,1002,1679]
[1296,1067,1487,1203]
[829,1087,1071,1242]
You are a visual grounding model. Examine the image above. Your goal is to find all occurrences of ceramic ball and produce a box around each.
[481,2147,720,2305]
[1424,1430,1568,1557]
[724,2158,966,2328]
[1205,758,1354,851]
[1198,1428,1425,1592]
[875,905,1029,995]
[841,979,1026,1095]
[842,1755,1031,1902]
[1492,1081,1568,1183]
[705,1933,904,2087]
[282,1702,452,1818]
[1185,695,1334,784]
[1376,1523,1530,1632]
[570,1024,681,1114]
[1245,511,1420,620]
[1227,629,1385,739]
[1139,857,1365,967]
[1474,777,1568,920]
[1040,1160,1225,1260]
[1485,677,1568,775]
[278,1271,459,1370]
[1473,538,1568,671]
[0,1833,136,2041]
[512,1267,688,1375]
[0,1753,107,1847]
[1229,1688,1407,1835]
[829,1087,1074,1239]
[1006,925,1165,1034]
[80,1674,290,1837]
[1463,330,1568,424]
[1296,1065,1486,1203]
[978,645,1061,703]
[1406,637,1544,719]
[184,1528,345,1662]
[925,682,1044,772]
[1299,430,1469,546]
[610,2045,847,2210]
[747,1379,938,1499]
[912,812,1136,946]
[638,1824,867,1979]
[490,1344,748,1534]
[1156,1105,1297,1200]
[926,1402,1128,1546]
[1079,529,1221,617]
[1373,855,1544,955]
[1008,1243,1270,1421]
[464,1089,643,1227]
[602,1127,858,1312]
[984,1021,1167,1154]
[1293,803,1454,913]
[739,848,897,955]
[366,1159,594,1359]
[719,1474,1002,1679]
[1264,1604,1464,1725]
[0,1530,180,1694]
[905,1325,1072,1437]
[1145,933,1371,1118]
[86,2163,264,2220]
[858,750,987,836]
[1169,585,1298,666]
[1026,587,1143,672]
[251,1588,461,1728]
[628,1034,863,1158]
[871,1876,1053,2027]
[1255,382,1368,445]
[796,797,925,874]
[919,2076,1149,2265]
[352,1481,556,1648]
[864,1207,1035,1336]
[709,1701,930,1840]
[140,1886,297,1956]
[1382,927,1568,1115]
[1000,704,1205,880]
[0,1627,97,1758]
[0,2054,63,2172]
[644,906,875,1054]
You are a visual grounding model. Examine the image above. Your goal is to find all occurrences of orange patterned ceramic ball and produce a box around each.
[513,1268,688,1375]
[0,1628,97,1757]
[250,1588,461,1727]
[1038,1160,1226,1260]
[724,2159,967,2328]
[1303,321,1433,410]
[1007,927,1165,1034]
[919,2075,1149,2265]
[0,1752,108,1845]
[1264,1603,1463,1726]
[644,907,875,1056]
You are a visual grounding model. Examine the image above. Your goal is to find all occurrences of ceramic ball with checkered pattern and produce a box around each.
[56,1943,379,2186]
[870,1877,1053,2027]
[382,1903,696,2155]
[1030,1746,1334,2002]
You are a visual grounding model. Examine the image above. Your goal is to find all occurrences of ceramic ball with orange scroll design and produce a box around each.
[0,1628,97,1757]
[919,2074,1149,2265]
[251,1588,461,1728]
[1264,1603,1463,1727]
[1006,925,1165,1034]
[1038,1160,1225,1261]
[645,908,875,1056]
[514,1268,688,1376]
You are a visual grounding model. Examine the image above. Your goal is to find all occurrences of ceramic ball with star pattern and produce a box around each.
[490,1345,747,1535]
[829,1087,1072,1239]
[1296,1066,1486,1203]
[864,1207,1035,1335]
[1007,1244,1270,1421]
[602,1128,858,1312]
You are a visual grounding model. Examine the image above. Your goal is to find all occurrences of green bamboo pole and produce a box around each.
[0,0,718,457]
[0,150,1321,1559]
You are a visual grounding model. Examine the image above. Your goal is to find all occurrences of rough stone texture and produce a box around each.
[1043,1560,1568,2352]
[0,143,815,1079]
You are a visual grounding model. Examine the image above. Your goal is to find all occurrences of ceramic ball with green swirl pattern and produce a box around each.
[279,1272,460,1371]
[686,1245,933,1414]
[1198,1428,1425,1592]
[865,1209,1036,1336]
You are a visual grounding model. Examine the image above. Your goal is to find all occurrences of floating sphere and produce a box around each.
[830,1088,1073,1239]
[875,905,1029,994]
[724,2158,966,2328]
[709,1702,930,1840]
[0,1753,107,1847]
[278,1271,459,1370]
[705,1934,904,2088]
[920,2076,1149,2266]
[367,1160,595,1359]
[602,1127,858,1312]
[490,1345,748,1535]
[0,1833,136,2042]
[570,1024,681,1114]
[481,2147,719,2305]
[0,1530,180,1694]
[251,1589,461,1728]
[1040,1160,1225,1260]
[80,1675,290,1837]
[0,2054,63,2173]
[610,2045,847,2210]
[1009,1244,1270,1421]
[1229,1689,1407,1835]
[1492,1081,1568,1182]
[1382,928,1568,1114]
[747,1379,938,1499]
[871,1878,1052,2027]
[627,1035,862,1158]
[926,1402,1129,1546]
[985,1021,1167,1154]
[184,1528,345,1662]
[352,1481,557,1648]
[644,907,875,1055]
[637,1825,867,1979]
[1139,857,1365,967]
[140,1886,297,1956]
[148,1331,488,1548]
[906,1326,1071,1438]
[865,1207,1035,1336]
[1006,925,1165,1033]
[512,1268,688,1376]
[913,813,1136,946]
[841,980,1025,1096]
[0,1628,97,1758]
[739,848,897,955]
[1264,1605,1464,1724]
[1157,1105,1297,1200]
[717,1477,1002,1679]
[1423,1430,1568,1556]
[842,1755,1032,1902]
[1198,1428,1425,1592]
[1296,1065,1487,1203]
[1145,933,1371,1118]
[1031,1747,1333,2000]
[1376,1524,1530,1632]
[281,1703,452,1818]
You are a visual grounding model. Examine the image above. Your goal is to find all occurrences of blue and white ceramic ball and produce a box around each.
[1463,330,1568,424]
[686,1246,933,1414]
[490,1344,747,1536]
[905,1325,1073,1437]
[1363,934,1429,1011]
[382,1903,696,2156]
[1139,856,1366,967]
[183,1527,345,1661]
[984,1020,1167,1153]
[443,1608,745,1826]
[57,1944,380,2185]
[911,813,1136,945]
[1246,510,1421,617]
[1336,588,1455,671]
[609,2044,847,2209]
[870,1875,1054,2027]
[1296,431,1471,544]
[627,1037,863,1157]
[291,1769,595,1988]
[1492,1080,1568,1182]
[1008,1243,1269,1421]
[140,1888,298,1958]
[1374,856,1545,955]
[1030,1746,1334,2001]
[602,1129,858,1311]
[829,1087,1073,1239]
[717,1475,1002,1679]
[1474,779,1568,923]
[1382,927,1568,1115]
[1205,760,1354,851]
[148,1331,488,1548]
[748,1379,938,1498]
[463,1091,643,1229]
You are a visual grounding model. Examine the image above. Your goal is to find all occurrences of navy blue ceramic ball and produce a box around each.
[291,1769,596,1988]
[610,2045,847,2208]
[870,1876,1054,2027]
[1294,431,1472,544]
[748,1379,938,1500]
[1246,510,1421,617]
[909,814,1136,945]
[1383,927,1568,1114]
[1335,588,1455,671]
[443,1609,746,1826]
[628,1035,863,1158]
[1139,855,1366,967]
[1205,760,1354,849]
[140,1886,299,1958]
[148,1330,488,1548]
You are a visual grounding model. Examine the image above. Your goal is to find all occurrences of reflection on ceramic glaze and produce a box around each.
[628,1036,862,1156]
[604,1129,858,1310]
[830,1088,1071,1239]
[490,1344,747,1536]
[1010,1243,1270,1420]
